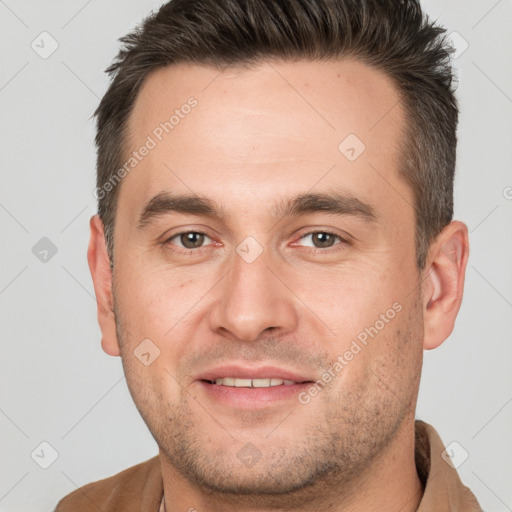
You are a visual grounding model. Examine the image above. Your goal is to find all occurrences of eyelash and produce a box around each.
[162,229,349,255]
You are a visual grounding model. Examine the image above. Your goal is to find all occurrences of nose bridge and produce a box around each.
[209,243,298,342]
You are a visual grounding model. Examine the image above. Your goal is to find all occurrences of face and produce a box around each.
[110,59,424,499]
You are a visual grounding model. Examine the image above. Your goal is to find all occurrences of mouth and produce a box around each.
[194,366,316,409]
[203,377,307,387]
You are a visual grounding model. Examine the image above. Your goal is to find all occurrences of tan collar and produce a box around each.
[415,420,481,511]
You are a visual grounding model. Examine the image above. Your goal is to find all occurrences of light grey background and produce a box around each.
[1,1,511,510]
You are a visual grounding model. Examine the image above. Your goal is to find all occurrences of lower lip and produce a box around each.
[197,380,313,409]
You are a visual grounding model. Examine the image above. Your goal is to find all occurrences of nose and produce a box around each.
[209,247,299,342]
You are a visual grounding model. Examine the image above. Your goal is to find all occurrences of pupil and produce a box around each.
[314,233,333,248]
[182,232,204,249]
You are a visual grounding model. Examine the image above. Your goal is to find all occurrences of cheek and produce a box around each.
[325,300,422,415]
[364,298,423,395]
[295,261,401,342]
[115,260,212,340]
[120,354,176,426]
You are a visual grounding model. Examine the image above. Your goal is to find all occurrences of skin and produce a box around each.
[88,59,469,511]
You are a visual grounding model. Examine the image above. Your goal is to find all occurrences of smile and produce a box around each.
[208,377,299,387]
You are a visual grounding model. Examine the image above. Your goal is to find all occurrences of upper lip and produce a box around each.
[195,364,315,383]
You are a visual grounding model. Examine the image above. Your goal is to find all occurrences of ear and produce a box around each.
[87,215,120,356]
[422,221,469,350]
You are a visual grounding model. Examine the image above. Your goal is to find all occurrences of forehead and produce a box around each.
[119,58,410,224]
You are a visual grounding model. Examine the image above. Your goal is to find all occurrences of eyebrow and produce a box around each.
[137,191,376,229]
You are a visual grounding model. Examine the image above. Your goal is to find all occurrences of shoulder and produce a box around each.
[54,455,162,512]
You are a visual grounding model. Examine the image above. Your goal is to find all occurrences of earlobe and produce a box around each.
[422,221,469,350]
[87,215,121,357]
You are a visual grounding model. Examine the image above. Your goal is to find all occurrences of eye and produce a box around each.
[163,229,348,255]
[295,230,347,250]
[165,231,213,251]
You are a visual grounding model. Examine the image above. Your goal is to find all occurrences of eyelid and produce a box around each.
[160,223,216,240]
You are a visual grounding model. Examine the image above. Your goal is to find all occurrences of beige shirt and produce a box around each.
[55,420,481,511]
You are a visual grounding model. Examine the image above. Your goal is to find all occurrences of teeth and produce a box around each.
[213,377,297,387]
[253,378,271,387]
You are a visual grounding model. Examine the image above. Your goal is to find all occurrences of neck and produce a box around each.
[160,417,423,512]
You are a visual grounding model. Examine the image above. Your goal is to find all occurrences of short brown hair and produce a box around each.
[94,0,458,269]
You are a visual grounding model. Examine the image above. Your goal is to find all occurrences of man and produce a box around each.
[55,0,481,510]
